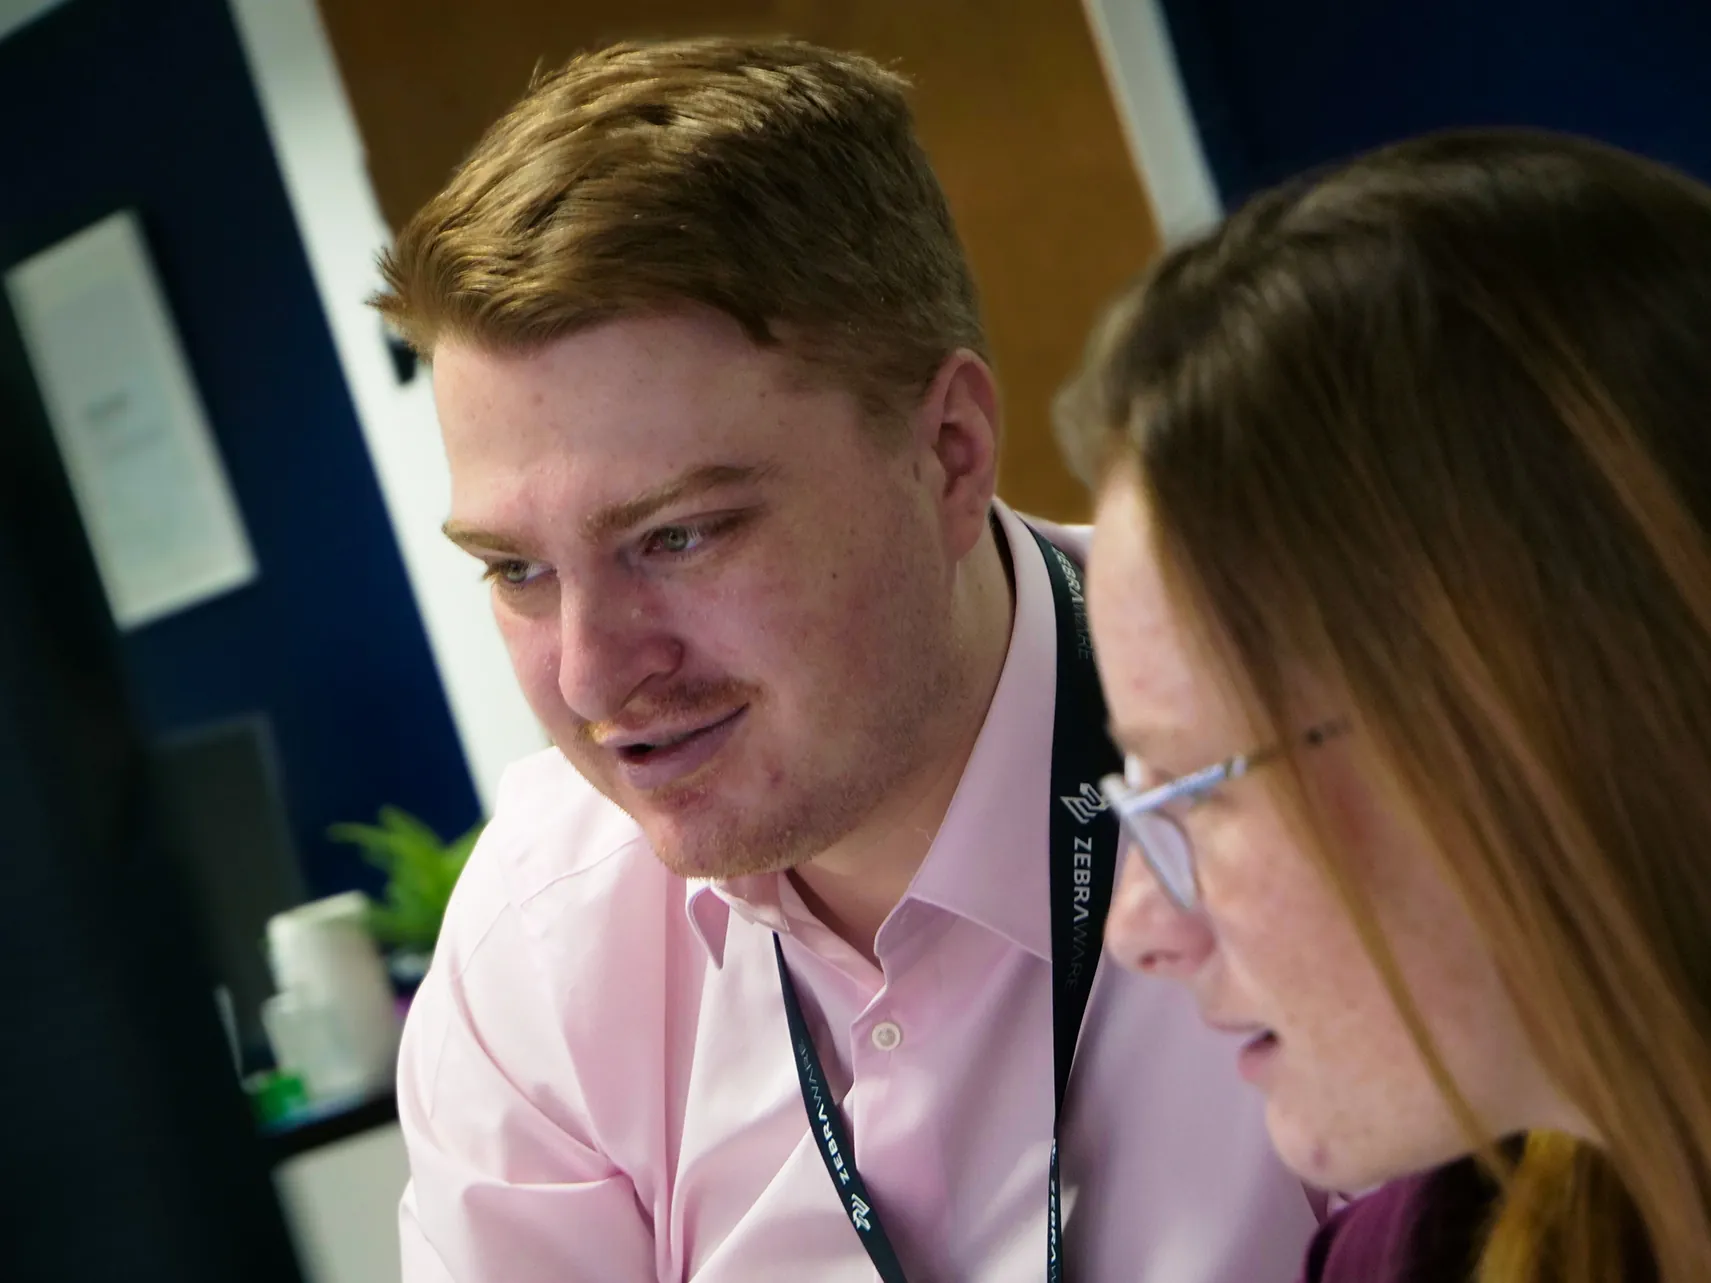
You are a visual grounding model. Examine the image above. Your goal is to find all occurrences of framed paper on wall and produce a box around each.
[4,210,257,630]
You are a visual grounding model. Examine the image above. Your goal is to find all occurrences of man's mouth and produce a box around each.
[619,727,698,760]
[607,707,749,789]
[614,708,745,760]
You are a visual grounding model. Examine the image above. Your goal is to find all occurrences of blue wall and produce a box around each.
[0,0,480,897]
[1161,0,1711,205]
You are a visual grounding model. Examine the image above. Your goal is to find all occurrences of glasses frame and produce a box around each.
[1098,720,1348,911]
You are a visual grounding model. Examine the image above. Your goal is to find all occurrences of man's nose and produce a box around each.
[553,581,684,724]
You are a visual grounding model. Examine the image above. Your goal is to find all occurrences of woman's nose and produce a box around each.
[1104,843,1216,979]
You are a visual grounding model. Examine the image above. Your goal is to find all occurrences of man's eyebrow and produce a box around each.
[441,522,521,556]
[439,462,775,556]
[580,462,775,541]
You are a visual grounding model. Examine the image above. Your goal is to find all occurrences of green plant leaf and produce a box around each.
[380,806,448,858]
[326,821,405,872]
[366,897,435,949]
[330,808,484,951]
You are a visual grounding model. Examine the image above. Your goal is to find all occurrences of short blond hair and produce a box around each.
[373,35,987,418]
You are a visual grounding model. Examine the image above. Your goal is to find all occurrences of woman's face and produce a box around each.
[1087,469,1569,1193]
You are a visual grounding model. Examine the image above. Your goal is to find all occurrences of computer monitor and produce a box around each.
[151,713,309,1066]
[0,294,303,1282]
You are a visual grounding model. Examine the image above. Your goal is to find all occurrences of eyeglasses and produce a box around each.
[1098,720,1348,911]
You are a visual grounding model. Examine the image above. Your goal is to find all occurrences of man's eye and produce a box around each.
[642,516,735,559]
[649,526,699,555]
[483,559,546,588]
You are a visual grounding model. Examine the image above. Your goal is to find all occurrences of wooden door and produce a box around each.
[319,0,1158,520]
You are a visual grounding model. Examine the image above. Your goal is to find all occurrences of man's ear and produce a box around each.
[909,349,1001,559]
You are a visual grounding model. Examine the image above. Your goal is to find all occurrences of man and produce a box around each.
[376,35,1315,1283]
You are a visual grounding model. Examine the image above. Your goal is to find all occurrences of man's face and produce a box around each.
[434,308,968,880]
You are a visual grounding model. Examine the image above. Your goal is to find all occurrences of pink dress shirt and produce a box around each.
[398,502,1318,1282]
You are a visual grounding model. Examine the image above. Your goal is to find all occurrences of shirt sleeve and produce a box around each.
[394,846,656,1282]
[399,1187,456,1282]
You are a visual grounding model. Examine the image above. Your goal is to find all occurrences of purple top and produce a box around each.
[1300,1160,1496,1283]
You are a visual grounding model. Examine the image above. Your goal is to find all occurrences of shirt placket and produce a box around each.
[841,900,952,1274]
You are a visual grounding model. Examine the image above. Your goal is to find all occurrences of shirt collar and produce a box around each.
[683,499,1066,965]
[900,500,1057,959]
[685,873,784,968]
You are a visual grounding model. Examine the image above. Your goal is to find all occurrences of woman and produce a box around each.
[1057,130,1711,1283]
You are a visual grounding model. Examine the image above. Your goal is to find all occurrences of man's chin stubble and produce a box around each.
[643,783,890,883]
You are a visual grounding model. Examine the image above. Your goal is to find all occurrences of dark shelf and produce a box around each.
[260,1089,399,1167]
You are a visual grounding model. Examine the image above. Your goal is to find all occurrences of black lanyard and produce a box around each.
[774,525,1121,1283]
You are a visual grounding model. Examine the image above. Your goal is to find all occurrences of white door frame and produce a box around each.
[228,0,546,812]
[1082,0,1223,246]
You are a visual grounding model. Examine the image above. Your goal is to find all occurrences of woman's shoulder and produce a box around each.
[1301,1158,1498,1283]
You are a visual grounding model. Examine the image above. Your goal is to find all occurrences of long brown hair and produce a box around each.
[1058,130,1711,1283]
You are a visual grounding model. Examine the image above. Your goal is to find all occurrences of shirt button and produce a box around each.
[870,1021,903,1052]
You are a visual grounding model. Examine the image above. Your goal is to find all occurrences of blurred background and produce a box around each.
[0,0,1706,1279]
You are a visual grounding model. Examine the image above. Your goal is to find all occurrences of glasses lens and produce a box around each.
[1126,811,1196,909]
